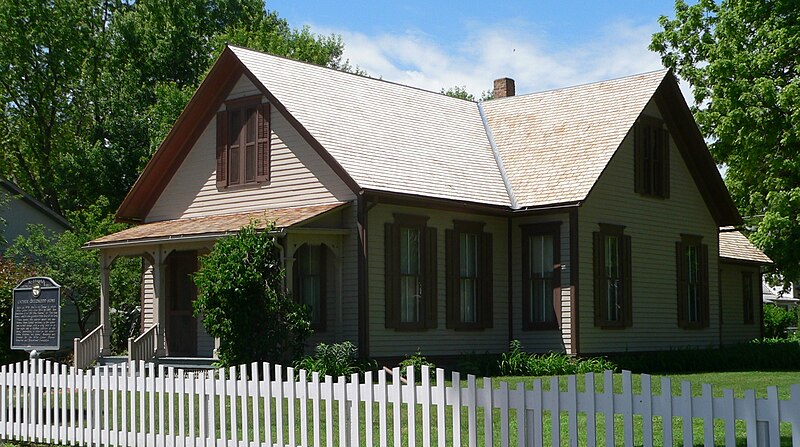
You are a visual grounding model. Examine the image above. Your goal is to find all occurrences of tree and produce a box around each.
[441,85,494,101]
[651,0,800,282]
[193,221,311,367]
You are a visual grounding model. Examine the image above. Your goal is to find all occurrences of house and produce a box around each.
[762,283,799,310]
[82,45,772,366]
[1,178,84,350]
[1,178,71,248]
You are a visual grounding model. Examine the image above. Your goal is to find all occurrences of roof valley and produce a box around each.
[477,101,518,209]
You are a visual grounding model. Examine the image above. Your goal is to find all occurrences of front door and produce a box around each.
[166,251,198,356]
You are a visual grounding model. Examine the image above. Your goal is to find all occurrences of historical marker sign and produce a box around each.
[11,277,61,351]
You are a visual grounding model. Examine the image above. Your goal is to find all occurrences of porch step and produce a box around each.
[154,357,216,371]
[96,356,128,366]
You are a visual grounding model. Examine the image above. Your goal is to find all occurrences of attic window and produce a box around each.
[634,115,669,198]
[216,96,270,189]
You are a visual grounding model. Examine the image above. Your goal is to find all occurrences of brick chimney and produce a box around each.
[493,77,515,98]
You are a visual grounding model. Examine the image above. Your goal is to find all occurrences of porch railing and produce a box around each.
[128,323,159,363]
[73,324,104,369]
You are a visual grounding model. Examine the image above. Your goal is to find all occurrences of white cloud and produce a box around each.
[316,19,672,98]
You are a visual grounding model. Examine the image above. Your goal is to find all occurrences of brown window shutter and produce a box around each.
[424,226,438,329]
[521,230,531,330]
[444,229,456,329]
[661,128,670,198]
[216,111,228,188]
[480,232,494,328]
[700,243,710,328]
[384,223,399,328]
[318,246,328,332]
[256,103,271,183]
[622,234,633,327]
[593,231,604,326]
[676,241,687,327]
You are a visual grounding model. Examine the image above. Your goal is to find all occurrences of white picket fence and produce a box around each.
[0,359,798,447]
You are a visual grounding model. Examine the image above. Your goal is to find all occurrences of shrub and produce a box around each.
[399,350,435,380]
[498,340,531,376]
[456,351,500,377]
[763,304,798,338]
[615,338,800,374]
[193,221,311,367]
[294,341,373,377]
[498,340,617,377]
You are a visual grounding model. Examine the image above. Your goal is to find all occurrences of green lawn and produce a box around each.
[2,370,799,446]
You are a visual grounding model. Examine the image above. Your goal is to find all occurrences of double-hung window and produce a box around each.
[216,96,271,189]
[385,214,437,330]
[522,223,560,330]
[677,234,709,328]
[593,224,632,328]
[293,244,327,331]
[445,221,493,330]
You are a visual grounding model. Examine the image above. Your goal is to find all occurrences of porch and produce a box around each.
[75,203,351,369]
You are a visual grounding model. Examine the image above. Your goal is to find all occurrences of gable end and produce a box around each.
[116,46,360,223]
[653,76,742,227]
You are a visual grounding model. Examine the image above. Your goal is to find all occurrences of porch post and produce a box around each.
[152,247,167,357]
[283,235,295,295]
[99,251,112,356]
[334,241,344,341]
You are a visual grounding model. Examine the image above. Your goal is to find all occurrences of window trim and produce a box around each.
[216,95,270,190]
[593,223,633,329]
[384,214,437,331]
[634,115,670,198]
[293,243,328,332]
[521,222,561,331]
[676,234,710,329]
[445,220,493,331]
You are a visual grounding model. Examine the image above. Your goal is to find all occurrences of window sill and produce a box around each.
[522,322,558,331]
[450,324,487,332]
[392,323,430,332]
[216,180,270,192]
[636,191,668,200]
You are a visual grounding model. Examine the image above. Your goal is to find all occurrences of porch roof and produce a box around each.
[85,202,348,249]
[719,228,772,265]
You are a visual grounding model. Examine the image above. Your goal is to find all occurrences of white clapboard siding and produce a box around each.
[0,359,797,447]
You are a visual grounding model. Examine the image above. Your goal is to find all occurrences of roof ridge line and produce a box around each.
[477,101,518,209]
[229,45,477,104]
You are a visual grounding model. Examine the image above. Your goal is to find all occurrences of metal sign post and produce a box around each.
[11,277,62,357]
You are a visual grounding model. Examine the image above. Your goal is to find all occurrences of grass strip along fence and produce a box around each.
[0,359,798,446]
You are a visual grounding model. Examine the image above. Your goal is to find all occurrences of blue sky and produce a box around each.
[267,1,682,97]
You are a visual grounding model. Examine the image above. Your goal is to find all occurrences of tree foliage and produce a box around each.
[441,85,494,101]
[193,222,311,367]
[651,0,800,281]
[0,0,347,217]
